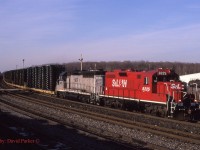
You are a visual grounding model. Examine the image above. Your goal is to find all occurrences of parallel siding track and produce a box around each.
[1,92,200,149]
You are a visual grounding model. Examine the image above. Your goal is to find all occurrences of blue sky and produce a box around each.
[1,0,200,72]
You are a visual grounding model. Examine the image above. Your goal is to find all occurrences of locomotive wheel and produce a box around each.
[87,98,90,104]
[81,97,87,103]
[118,103,123,109]
[174,110,185,121]
[111,102,117,108]
[100,99,105,106]
[161,110,166,117]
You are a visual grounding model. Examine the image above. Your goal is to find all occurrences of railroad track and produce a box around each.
[9,93,200,141]
[0,93,145,149]
[0,103,137,150]
[2,79,200,130]
[30,92,200,135]
[1,93,200,149]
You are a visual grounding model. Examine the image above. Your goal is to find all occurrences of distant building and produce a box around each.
[180,73,200,84]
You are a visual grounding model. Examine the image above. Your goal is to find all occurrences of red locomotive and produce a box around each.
[104,68,199,119]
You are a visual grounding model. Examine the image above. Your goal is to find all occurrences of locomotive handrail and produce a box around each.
[164,83,170,96]
[172,91,175,101]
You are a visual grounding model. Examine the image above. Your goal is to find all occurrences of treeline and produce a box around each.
[63,61,200,75]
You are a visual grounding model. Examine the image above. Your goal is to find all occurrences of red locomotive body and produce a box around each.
[105,68,183,104]
[104,68,199,119]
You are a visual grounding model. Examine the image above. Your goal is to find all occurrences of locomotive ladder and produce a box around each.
[165,83,177,117]
[166,95,176,118]
[170,101,176,115]
[170,91,176,115]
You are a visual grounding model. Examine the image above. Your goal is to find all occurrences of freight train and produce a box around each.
[3,65,200,120]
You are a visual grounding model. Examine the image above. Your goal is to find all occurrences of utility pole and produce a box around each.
[78,54,83,71]
[22,59,25,69]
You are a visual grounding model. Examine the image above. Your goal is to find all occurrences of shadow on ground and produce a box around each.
[0,108,151,150]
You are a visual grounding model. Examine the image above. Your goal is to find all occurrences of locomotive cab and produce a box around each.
[152,68,182,101]
[152,69,179,93]
[152,69,200,119]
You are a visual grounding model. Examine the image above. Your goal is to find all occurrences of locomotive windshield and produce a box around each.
[153,69,180,82]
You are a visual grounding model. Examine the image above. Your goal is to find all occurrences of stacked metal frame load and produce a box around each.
[48,65,65,91]
[27,67,32,88]
[14,70,18,85]
[18,69,21,85]
[15,70,19,85]
[41,66,46,90]
[34,67,38,89]
[45,65,50,90]
[4,70,12,83]
[5,71,10,83]
[37,67,42,89]
[49,65,53,91]
[11,70,15,84]
[23,69,27,86]
[19,69,24,86]
[31,67,36,88]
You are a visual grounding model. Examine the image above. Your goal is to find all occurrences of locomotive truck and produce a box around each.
[3,65,200,120]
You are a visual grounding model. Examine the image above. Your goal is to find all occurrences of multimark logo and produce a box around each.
[112,79,127,88]
[171,84,181,89]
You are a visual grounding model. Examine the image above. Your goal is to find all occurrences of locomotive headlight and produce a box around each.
[177,100,183,106]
